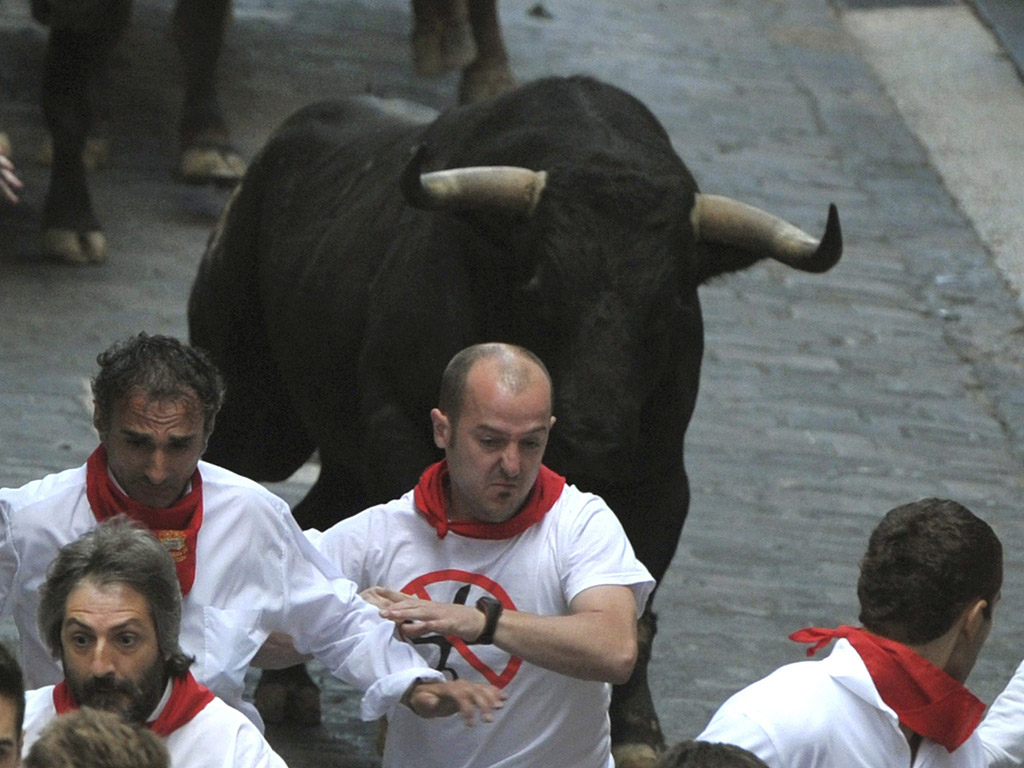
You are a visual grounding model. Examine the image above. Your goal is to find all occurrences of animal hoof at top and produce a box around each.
[42,228,108,265]
[179,145,246,188]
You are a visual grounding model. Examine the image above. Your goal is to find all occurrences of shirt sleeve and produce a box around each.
[697,707,781,767]
[558,490,655,612]
[270,503,442,720]
[979,659,1024,767]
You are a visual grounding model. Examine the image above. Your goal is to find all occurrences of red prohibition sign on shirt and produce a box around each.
[402,569,523,688]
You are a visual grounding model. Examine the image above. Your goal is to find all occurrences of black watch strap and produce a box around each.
[471,596,504,645]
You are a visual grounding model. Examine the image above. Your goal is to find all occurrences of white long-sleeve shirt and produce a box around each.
[0,460,442,726]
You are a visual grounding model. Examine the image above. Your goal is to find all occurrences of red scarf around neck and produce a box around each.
[85,445,202,595]
[414,460,566,539]
[790,625,985,752]
[53,671,214,737]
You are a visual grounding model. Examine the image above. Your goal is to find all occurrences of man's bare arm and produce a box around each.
[380,584,639,684]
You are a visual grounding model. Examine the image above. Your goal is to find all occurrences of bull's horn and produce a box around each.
[402,145,547,215]
[691,194,842,272]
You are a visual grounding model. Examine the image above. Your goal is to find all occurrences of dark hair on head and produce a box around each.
[858,498,1002,644]
[38,518,194,678]
[0,643,25,737]
[91,333,225,435]
[654,741,770,768]
[438,343,553,425]
[24,707,170,768]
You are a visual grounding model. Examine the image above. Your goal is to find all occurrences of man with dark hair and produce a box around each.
[654,741,768,768]
[24,708,169,768]
[0,643,24,768]
[21,518,285,767]
[306,342,655,767]
[697,497,1019,767]
[0,333,501,729]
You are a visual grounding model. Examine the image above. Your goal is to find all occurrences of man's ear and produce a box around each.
[430,408,450,450]
[961,598,989,641]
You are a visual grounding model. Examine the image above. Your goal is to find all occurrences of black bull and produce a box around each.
[188,75,841,759]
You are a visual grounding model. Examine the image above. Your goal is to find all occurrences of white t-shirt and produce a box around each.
[697,639,1009,768]
[23,683,287,768]
[978,658,1024,767]
[309,481,655,768]
[0,461,442,726]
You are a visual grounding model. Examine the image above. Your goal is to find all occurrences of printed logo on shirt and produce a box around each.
[402,569,522,688]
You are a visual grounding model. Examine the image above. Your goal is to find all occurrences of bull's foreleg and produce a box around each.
[610,608,665,768]
[39,14,126,264]
[171,0,244,185]
[604,467,688,768]
[457,0,515,104]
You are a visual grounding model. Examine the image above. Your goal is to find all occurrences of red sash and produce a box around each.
[414,460,566,539]
[790,625,985,752]
[53,672,215,737]
[85,445,202,595]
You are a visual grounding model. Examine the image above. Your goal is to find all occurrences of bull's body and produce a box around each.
[188,75,840,759]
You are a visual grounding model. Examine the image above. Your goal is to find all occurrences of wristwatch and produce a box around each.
[472,596,504,644]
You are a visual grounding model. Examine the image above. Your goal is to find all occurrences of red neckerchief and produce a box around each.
[85,445,202,595]
[790,625,985,752]
[414,460,566,539]
[53,671,215,737]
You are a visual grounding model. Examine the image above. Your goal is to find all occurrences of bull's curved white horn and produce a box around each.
[691,194,842,272]
[413,166,548,215]
[401,146,547,215]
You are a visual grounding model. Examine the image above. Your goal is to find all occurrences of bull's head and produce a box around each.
[402,146,842,484]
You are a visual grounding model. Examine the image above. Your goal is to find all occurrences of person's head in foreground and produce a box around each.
[22,707,169,768]
[654,740,770,767]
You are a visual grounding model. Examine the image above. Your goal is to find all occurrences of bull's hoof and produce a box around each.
[37,136,110,171]
[457,63,516,104]
[42,228,108,265]
[179,145,246,188]
[254,667,322,726]
[611,743,661,768]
